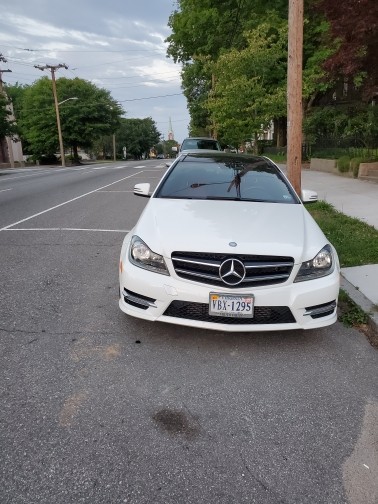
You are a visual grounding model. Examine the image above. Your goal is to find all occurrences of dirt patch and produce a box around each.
[359,324,378,349]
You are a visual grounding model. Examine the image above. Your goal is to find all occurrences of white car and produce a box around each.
[119,152,340,332]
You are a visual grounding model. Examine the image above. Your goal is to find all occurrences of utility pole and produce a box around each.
[287,0,304,196]
[34,63,68,167]
[0,54,12,92]
[113,134,116,161]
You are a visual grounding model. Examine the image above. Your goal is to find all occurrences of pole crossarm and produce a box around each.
[0,53,12,91]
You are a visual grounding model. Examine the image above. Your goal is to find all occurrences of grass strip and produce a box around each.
[307,201,378,267]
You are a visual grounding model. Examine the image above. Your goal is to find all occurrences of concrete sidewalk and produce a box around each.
[301,168,378,335]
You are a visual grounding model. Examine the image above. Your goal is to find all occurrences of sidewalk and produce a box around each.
[301,168,378,336]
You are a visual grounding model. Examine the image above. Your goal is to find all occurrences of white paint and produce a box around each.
[4,228,130,233]
[0,171,143,232]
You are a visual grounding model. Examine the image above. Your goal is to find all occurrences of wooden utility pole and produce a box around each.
[287,0,304,196]
[34,63,68,167]
[113,133,116,161]
[0,54,12,92]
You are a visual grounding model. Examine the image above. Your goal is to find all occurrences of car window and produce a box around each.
[155,155,299,203]
[181,139,220,151]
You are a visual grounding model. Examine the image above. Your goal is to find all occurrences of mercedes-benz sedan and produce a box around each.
[119,152,340,332]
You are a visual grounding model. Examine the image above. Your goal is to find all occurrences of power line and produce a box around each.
[117,93,183,102]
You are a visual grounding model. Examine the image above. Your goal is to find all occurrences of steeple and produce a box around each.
[168,117,174,141]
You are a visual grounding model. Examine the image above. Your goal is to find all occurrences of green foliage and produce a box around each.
[166,1,338,144]
[350,157,363,178]
[206,21,288,147]
[338,290,369,327]
[166,0,288,63]
[307,201,378,267]
[181,59,213,136]
[304,104,378,149]
[337,155,350,173]
[0,92,18,139]
[162,139,179,157]
[116,117,161,159]
[17,77,123,161]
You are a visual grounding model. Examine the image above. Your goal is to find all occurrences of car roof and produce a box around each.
[182,137,218,140]
[178,151,269,163]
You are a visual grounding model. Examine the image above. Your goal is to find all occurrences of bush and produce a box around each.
[350,157,363,178]
[337,155,351,173]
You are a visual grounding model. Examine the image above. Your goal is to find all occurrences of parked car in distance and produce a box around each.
[119,152,340,332]
[174,137,222,154]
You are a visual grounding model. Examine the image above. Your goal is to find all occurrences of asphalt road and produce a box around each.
[0,160,377,504]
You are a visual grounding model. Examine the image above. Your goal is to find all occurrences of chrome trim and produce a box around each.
[245,262,293,269]
[304,301,336,316]
[123,290,157,308]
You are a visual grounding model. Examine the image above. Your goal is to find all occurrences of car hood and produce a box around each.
[133,199,328,264]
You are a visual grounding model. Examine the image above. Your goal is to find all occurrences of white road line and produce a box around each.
[133,165,146,169]
[0,171,143,232]
[0,188,12,193]
[0,171,47,181]
[97,190,134,193]
[4,228,130,233]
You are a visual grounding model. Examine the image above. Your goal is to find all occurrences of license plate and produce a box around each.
[209,293,254,318]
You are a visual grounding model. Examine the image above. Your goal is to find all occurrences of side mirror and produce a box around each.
[134,183,151,198]
[301,189,318,203]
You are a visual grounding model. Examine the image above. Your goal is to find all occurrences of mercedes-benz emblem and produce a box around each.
[219,258,246,286]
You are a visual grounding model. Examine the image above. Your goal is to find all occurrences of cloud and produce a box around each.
[0,0,190,141]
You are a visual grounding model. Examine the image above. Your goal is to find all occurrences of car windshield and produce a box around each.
[181,139,220,150]
[155,154,299,203]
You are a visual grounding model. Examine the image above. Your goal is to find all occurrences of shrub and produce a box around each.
[337,155,351,173]
[350,157,363,178]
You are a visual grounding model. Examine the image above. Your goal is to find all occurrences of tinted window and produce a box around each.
[156,155,299,203]
[181,139,220,151]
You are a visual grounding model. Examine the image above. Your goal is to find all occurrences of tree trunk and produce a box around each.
[273,117,287,147]
[72,145,81,165]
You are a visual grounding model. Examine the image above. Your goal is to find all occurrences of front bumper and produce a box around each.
[119,260,340,332]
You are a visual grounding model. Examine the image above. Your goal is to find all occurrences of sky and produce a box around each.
[0,0,190,143]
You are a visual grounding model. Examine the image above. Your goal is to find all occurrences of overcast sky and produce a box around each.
[0,0,190,142]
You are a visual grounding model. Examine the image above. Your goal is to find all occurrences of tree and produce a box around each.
[116,118,161,159]
[181,59,213,136]
[315,0,378,99]
[167,0,288,136]
[0,93,18,139]
[206,22,288,151]
[18,77,123,163]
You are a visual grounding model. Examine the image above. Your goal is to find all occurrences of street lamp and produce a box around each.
[58,97,78,106]
[55,97,78,167]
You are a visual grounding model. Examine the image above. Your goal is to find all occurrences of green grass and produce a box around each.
[307,201,378,267]
[338,290,369,327]
[263,153,287,163]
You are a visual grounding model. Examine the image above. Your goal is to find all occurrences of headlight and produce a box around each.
[294,244,334,282]
[128,236,169,276]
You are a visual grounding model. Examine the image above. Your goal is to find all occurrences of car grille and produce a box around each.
[163,301,295,325]
[171,252,294,288]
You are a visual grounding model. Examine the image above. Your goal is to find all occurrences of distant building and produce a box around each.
[0,98,24,167]
[167,117,174,141]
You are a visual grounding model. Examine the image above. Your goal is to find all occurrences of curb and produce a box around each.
[340,274,378,338]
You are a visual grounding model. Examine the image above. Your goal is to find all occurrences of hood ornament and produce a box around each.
[229,242,237,247]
